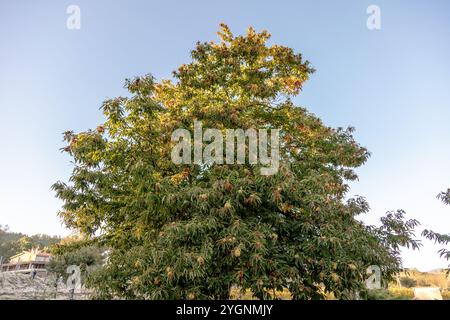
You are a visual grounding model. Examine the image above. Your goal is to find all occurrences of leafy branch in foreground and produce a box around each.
[422,189,450,265]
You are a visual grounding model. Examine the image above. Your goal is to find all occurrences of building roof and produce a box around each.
[36,252,52,257]
[7,248,52,261]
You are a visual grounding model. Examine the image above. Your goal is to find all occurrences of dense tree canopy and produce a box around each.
[48,245,104,282]
[53,24,420,299]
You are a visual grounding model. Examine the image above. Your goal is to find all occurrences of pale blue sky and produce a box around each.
[1,0,449,270]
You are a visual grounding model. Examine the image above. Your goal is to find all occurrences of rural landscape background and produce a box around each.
[1,0,449,300]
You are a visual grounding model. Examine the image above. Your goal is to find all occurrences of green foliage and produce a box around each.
[18,236,33,251]
[47,245,104,282]
[437,189,450,206]
[29,234,62,250]
[53,25,420,300]
[0,226,21,260]
[422,189,450,270]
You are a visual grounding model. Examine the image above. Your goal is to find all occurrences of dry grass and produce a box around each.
[229,286,291,300]
[228,269,450,300]
[442,290,450,300]
[388,287,414,299]
[397,269,450,289]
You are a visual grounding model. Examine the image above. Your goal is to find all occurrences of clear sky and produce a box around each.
[1,0,449,271]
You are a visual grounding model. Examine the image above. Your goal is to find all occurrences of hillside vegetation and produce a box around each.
[0,225,60,260]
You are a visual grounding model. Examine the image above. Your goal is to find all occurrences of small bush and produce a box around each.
[399,277,417,288]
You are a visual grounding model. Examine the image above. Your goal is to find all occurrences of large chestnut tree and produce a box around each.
[53,25,420,299]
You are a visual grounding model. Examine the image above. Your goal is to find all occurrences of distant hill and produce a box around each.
[398,268,450,289]
[0,225,61,261]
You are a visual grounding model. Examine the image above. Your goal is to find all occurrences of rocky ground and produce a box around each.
[0,272,91,300]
